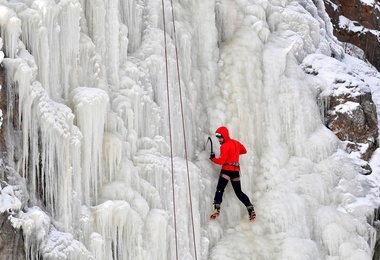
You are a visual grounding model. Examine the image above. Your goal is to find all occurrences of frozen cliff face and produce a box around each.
[0,0,380,260]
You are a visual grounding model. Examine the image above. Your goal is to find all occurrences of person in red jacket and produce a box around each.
[209,126,256,221]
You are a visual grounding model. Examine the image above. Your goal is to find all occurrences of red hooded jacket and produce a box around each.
[211,126,247,171]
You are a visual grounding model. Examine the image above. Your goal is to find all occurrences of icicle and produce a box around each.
[3,48,83,234]
[91,200,145,259]
[0,37,4,64]
[102,132,122,182]
[71,87,109,206]
[119,0,144,53]
[57,0,81,100]
[0,5,21,59]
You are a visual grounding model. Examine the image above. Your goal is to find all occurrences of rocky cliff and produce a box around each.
[322,0,380,174]
[324,0,380,70]
[0,66,25,260]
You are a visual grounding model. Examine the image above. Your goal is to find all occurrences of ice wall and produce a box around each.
[0,0,379,259]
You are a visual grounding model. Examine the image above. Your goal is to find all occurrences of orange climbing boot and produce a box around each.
[210,204,221,220]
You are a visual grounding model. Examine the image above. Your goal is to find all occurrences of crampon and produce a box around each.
[249,211,256,222]
[210,209,220,220]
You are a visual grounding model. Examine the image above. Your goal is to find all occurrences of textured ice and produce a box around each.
[0,0,380,259]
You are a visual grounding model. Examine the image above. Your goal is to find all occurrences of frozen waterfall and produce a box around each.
[1,0,380,259]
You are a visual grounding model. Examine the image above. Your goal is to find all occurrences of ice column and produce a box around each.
[82,0,120,87]
[71,87,109,205]
[0,5,21,59]
[15,0,82,101]
[91,200,145,260]
[57,0,81,100]
[119,0,144,53]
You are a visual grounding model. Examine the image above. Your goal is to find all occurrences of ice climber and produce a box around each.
[209,126,256,221]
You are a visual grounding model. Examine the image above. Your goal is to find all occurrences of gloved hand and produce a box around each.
[209,153,215,160]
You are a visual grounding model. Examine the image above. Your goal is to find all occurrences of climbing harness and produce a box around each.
[224,162,240,167]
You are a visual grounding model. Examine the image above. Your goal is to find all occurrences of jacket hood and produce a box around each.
[215,126,230,141]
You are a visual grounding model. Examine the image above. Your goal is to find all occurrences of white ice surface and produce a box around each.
[0,0,380,259]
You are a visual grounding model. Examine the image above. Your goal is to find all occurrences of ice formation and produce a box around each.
[0,0,380,259]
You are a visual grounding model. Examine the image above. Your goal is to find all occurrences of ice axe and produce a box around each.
[206,136,214,154]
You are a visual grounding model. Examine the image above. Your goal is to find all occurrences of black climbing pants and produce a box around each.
[213,170,252,207]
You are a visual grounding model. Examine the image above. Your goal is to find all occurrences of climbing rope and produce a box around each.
[162,0,198,259]
[169,1,198,259]
[161,1,179,259]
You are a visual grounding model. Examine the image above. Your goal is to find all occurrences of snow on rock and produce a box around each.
[0,185,21,213]
[338,15,380,37]
[302,53,380,169]
[324,0,380,70]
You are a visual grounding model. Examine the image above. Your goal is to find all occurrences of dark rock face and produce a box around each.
[325,91,378,174]
[0,212,25,260]
[324,0,380,71]
[0,66,26,260]
[0,65,5,155]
